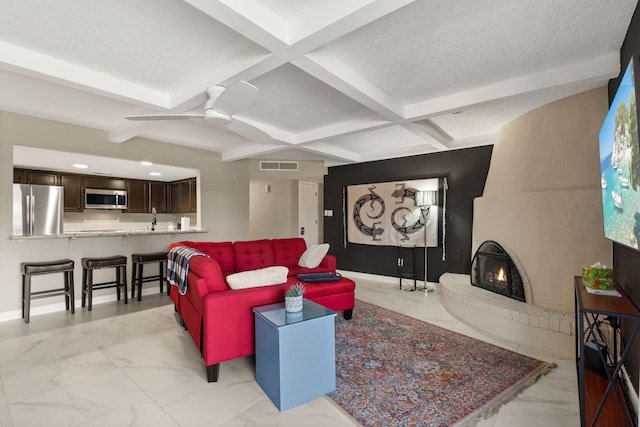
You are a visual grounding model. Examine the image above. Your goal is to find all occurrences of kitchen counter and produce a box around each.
[10,228,207,240]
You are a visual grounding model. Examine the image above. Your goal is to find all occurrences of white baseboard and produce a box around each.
[337,269,431,287]
[0,286,166,322]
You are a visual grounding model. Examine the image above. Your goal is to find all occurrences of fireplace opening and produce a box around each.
[471,241,525,302]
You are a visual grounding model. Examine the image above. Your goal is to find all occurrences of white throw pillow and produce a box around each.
[298,243,330,268]
[226,266,289,290]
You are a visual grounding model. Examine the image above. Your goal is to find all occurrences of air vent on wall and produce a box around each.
[260,161,299,171]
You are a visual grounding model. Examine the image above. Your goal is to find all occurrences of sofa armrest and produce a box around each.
[199,283,291,366]
[319,254,336,272]
[189,256,229,293]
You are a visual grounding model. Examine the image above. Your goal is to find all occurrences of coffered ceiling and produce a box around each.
[0,0,636,167]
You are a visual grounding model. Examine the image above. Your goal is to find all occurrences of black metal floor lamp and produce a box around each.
[415,190,438,292]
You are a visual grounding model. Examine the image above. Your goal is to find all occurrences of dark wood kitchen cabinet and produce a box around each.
[13,169,27,184]
[169,178,196,213]
[29,171,59,185]
[60,173,83,212]
[14,168,60,186]
[14,168,187,213]
[126,179,150,213]
[83,176,126,190]
[127,180,168,213]
[15,169,81,211]
[150,181,168,213]
[14,169,60,185]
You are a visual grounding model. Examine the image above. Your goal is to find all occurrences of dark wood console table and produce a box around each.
[574,276,640,426]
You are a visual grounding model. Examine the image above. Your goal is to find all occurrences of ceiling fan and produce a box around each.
[125,81,272,142]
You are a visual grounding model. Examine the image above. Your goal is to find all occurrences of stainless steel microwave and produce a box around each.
[84,188,127,209]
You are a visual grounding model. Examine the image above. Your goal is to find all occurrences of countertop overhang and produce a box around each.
[11,229,207,240]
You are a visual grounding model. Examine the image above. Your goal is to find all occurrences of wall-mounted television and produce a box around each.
[599,55,640,251]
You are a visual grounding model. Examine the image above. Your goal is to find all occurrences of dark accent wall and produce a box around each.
[611,4,640,393]
[324,145,493,281]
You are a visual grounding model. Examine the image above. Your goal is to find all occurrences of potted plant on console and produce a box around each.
[285,283,305,312]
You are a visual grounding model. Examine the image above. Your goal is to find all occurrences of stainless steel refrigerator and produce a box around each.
[13,184,64,236]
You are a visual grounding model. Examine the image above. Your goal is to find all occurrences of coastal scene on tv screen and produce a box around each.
[600,58,640,250]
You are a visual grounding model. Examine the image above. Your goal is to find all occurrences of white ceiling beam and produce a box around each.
[450,133,496,149]
[405,52,621,120]
[231,116,296,144]
[294,48,404,120]
[295,115,391,144]
[289,0,415,45]
[221,142,292,162]
[183,0,289,50]
[171,45,271,108]
[403,121,452,151]
[294,142,360,163]
[359,144,437,163]
[293,52,621,148]
[111,45,271,143]
[128,0,412,150]
[178,0,415,109]
[0,41,169,108]
[108,120,163,144]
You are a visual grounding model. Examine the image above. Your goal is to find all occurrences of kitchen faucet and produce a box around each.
[151,207,157,231]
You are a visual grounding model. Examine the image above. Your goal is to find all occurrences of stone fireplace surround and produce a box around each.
[439,89,613,358]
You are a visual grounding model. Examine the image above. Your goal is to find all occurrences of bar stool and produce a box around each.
[21,259,75,324]
[81,256,128,311]
[131,252,169,301]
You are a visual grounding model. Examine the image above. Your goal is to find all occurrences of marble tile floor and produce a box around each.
[0,279,579,426]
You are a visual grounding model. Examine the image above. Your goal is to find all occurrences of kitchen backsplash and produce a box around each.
[64,211,196,231]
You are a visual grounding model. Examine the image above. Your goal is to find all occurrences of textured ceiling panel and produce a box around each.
[0,1,635,168]
[324,125,424,152]
[430,79,606,139]
[245,64,375,132]
[0,69,140,129]
[0,0,254,91]
[326,0,636,103]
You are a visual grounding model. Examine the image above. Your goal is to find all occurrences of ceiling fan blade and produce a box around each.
[227,117,273,143]
[212,81,258,116]
[125,114,205,121]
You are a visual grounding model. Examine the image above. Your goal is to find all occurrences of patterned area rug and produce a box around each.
[329,300,555,426]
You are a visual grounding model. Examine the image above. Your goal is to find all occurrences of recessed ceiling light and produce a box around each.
[141,161,152,166]
[73,163,88,169]
[150,172,161,176]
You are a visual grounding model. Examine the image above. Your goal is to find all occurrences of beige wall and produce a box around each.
[473,88,612,312]
[250,180,298,239]
[0,110,250,317]
[249,179,327,243]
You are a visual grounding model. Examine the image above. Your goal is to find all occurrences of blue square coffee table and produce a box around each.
[253,298,336,411]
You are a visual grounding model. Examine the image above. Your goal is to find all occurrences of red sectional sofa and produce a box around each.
[169,238,356,382]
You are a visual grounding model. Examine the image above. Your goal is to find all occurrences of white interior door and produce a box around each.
[298,181,319,246]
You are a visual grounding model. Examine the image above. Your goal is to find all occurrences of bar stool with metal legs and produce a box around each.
[131,251,169,301]
[81,256,128,311]
[21,259,75,324]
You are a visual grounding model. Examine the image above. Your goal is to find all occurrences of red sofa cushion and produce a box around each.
[303,278,356,298]
[233,239,275,272]
[189,257,228,292]
[180,241,235,277]
[272,238,307,268]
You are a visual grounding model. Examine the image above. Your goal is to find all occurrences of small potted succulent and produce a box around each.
[284,283,305,312]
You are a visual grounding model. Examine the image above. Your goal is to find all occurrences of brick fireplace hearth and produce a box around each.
[439,273,574,357]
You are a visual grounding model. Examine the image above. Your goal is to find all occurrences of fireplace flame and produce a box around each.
[497,267,506,282]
